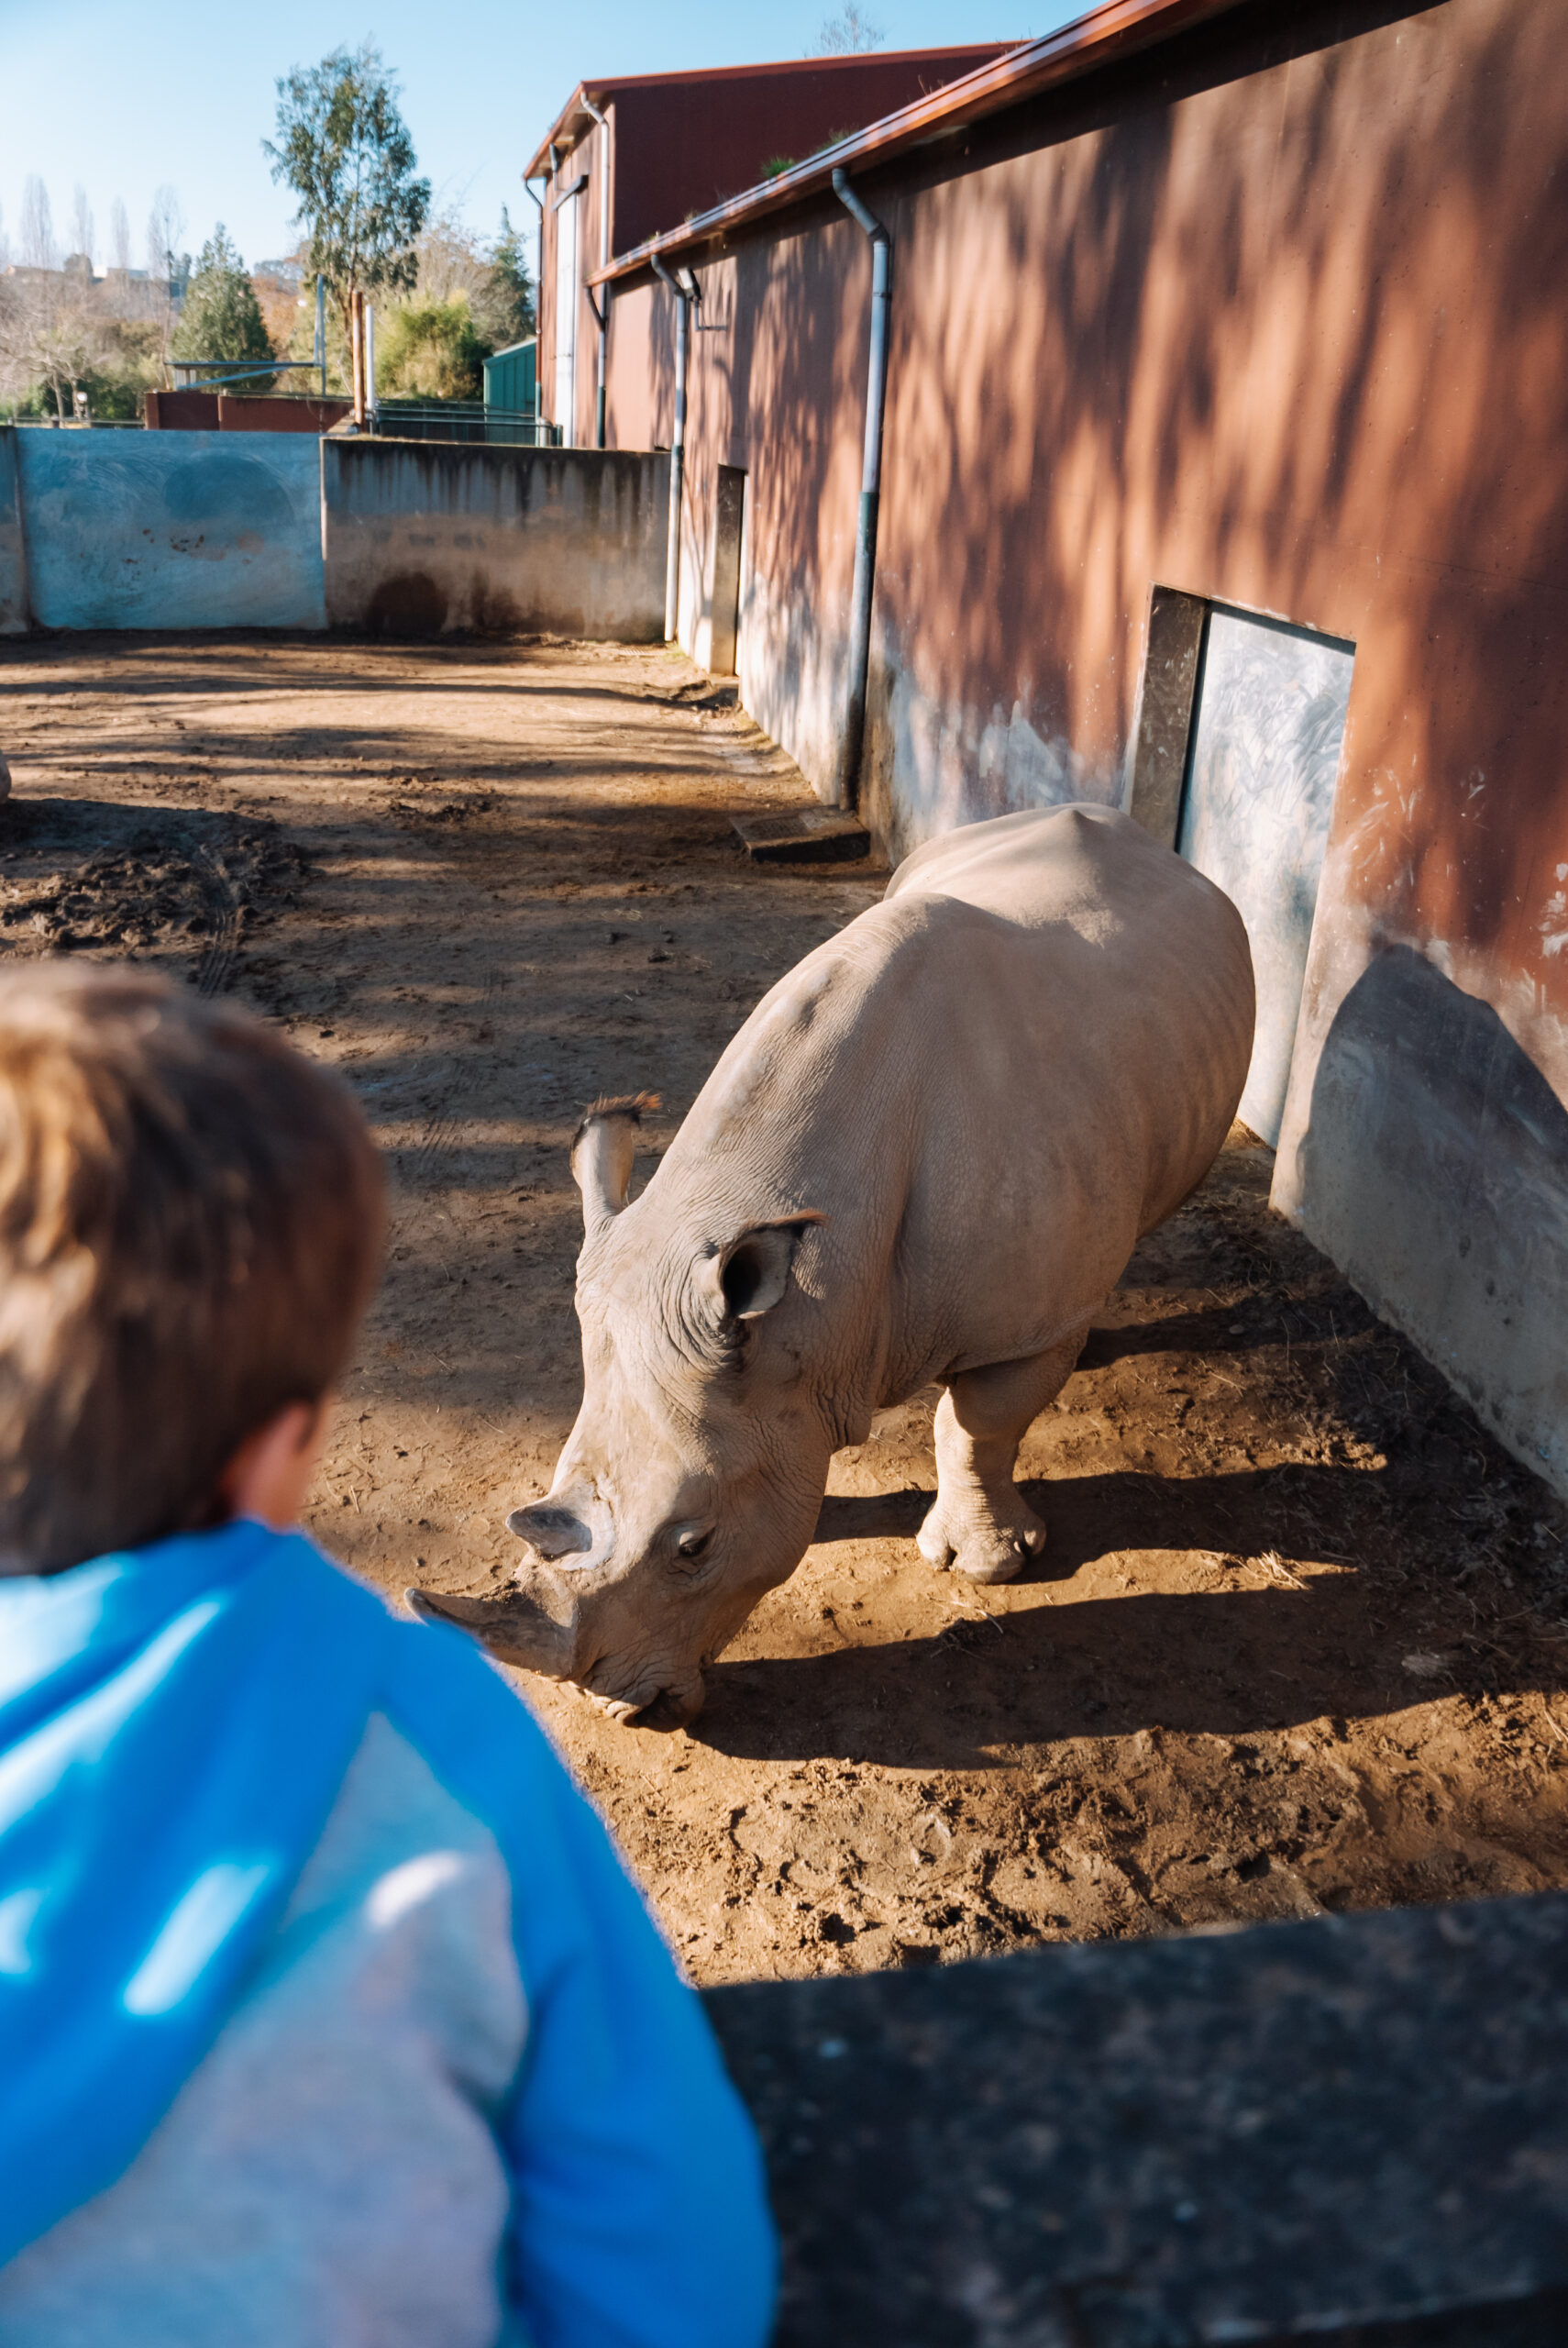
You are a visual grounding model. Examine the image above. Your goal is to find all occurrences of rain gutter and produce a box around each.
[649,254,688,642]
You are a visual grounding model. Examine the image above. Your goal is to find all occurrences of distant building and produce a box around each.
[3,262,169,320]
[525,44,1016,449]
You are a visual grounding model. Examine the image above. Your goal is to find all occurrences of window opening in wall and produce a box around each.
[710,466,746,677]
[1129,591,1354,1148]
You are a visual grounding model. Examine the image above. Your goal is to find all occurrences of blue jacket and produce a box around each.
[0,1522,777,2347]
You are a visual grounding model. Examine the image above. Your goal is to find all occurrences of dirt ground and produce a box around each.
[5,630,1568,1986]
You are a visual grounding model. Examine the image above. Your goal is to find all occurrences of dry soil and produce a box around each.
[5,630,1568,1985]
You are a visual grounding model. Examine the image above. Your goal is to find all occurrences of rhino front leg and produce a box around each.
[918,1328,1090,1583]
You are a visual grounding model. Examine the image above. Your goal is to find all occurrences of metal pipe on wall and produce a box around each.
[582,94,612,449]
[831,167,891,813]
[524,179,545,429]
[650,254,688,645]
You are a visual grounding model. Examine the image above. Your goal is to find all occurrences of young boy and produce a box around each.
[0,960,777,2348]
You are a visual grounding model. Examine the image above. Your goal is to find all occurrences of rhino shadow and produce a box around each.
[698,1464,1562,1767]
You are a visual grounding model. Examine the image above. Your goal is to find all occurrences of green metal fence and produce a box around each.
[370,400,559,448]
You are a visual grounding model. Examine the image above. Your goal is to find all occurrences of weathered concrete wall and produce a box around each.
[321,439,668,639]
[612,0,1568,1498]
[0,429,27,636]
[14,430,326,631]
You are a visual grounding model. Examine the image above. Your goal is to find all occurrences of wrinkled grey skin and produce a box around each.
[411,806,1253,1727]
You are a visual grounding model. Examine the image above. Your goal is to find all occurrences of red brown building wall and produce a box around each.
[611,0,1568,1491]
[537,47,1014,450]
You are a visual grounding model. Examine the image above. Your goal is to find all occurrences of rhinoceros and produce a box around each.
[412,803,1253,1725]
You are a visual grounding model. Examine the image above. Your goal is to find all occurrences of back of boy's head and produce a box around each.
[0,960,384,1574]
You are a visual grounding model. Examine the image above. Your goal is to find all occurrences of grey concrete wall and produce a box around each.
[322,440,669,639]
[13,430,326,631]
[0,430,28,636]
[708,1888,1568,2344]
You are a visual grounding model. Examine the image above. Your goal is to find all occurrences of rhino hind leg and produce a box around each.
[918,1329,1090,1583]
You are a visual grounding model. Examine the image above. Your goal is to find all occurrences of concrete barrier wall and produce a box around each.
[0,431,27,636]
[14,430,326,632]
[322,439,668,639]
[709,1888,1568,2345]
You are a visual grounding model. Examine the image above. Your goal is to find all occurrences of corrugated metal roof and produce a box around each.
[591,0,1244,285]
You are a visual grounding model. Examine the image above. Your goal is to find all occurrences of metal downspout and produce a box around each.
[831,167,891,812]
[651,254,688,645]
[523,179,545,431]
[582,95,611,449]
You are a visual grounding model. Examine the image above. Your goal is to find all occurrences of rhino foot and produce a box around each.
[916,1492,1045,1584]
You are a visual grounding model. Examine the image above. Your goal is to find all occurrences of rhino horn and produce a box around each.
[570,1091,660,1231]
[405,1584,576,1677]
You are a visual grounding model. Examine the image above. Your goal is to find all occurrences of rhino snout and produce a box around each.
[506,1502,593,1560]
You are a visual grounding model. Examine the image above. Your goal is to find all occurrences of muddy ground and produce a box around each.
[4,631,1568,1984]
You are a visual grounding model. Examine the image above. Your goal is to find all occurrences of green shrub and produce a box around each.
[376,294,483,400]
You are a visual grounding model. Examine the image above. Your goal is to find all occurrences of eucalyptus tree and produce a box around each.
[266,43,431,336]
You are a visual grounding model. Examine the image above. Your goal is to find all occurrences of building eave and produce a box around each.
[591,0,1244,286]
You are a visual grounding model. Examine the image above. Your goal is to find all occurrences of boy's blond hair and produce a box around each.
[0,961,384,1573]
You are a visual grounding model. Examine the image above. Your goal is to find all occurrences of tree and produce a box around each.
[409,205,488,306]
[169,227,279,392]
[145,184,186,282]
[20,176,56,271]
[470,208,535,352]
[0,271,103,418]
[376,297,483,400]
[69,184,94,271]
[816,3,886,52]
[265,42,431,336]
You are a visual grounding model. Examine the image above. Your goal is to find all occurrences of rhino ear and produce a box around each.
[701,1214,825,1327]
[570,1092,660,1233]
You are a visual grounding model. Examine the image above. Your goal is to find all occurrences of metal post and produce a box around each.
[651,255,687,645]
[365,304,377,426]
[350,288,366,426]
[582,94,612,449]
[831,168,891,813]
[315,274,326,398]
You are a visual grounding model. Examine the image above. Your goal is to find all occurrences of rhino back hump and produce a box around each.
[643,806,1252,1392]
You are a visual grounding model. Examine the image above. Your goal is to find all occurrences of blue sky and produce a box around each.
[0,0,1078,281]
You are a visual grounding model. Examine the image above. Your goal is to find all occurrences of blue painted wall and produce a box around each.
[14,431,325,632]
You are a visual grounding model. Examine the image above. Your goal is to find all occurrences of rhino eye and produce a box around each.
[675,1527,712,1561]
